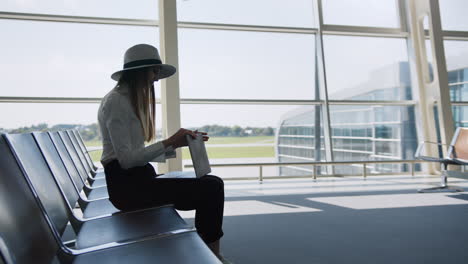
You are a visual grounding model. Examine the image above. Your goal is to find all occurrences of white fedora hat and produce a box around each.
[111,44,176,81]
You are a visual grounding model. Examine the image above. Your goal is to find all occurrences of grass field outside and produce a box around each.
[205,136,274,145]
[84,140,102,147]
[183,146,273,159]
[86,136,275,162]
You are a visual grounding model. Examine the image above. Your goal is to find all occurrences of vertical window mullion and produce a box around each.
[315,0,334,174]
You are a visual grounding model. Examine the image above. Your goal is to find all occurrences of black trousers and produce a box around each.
[104,160,224,243]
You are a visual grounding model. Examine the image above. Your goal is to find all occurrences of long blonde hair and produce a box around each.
[118,68,156,142]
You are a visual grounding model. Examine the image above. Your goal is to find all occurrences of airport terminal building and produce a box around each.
[276,61,468,176]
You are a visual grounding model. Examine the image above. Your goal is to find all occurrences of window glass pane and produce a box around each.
[322,0,399,28]
[181,104,293,132]
[440,0,468,31]
[445,41,468,102]
[180,104,322,178]
[177,0,314,28]
[0,103,99,130]
[324,36,411,101]
[0,19,158,97]
[0,102,162,134]
[178,29,316,100]
[330,105,418,175]
[0,0,158,19]
[452,106,468,128]
[276,105,325,177]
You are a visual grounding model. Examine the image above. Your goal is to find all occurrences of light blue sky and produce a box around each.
[0,0,467,129]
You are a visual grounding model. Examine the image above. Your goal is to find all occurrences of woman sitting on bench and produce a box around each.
[98,44,230,263]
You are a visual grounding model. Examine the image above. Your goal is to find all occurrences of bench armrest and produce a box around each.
[415,141,449,159]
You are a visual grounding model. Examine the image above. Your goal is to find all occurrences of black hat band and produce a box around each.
[124,59,162,69]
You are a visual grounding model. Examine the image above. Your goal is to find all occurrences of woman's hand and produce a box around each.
[163,128,209,149]
[194,130,210,142]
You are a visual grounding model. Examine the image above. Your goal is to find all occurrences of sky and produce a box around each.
[1,0,468,129]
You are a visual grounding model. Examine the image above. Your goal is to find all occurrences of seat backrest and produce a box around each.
[450,127,468,160]
[49,131,86,191]
[0,134,60,264]
[71,130,96,171]
[57,131,90,184]
[4,133,71,236]
[33,132,80,209]
[0,236,12,264]
[0,252,6,264]
[66,130,93,174]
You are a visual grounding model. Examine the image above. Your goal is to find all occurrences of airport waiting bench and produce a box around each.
[0,131,221,264]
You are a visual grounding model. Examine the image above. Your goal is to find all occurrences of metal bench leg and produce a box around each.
[418,171,464,193]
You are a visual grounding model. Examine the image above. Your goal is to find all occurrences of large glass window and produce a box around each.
[323,36,411,101]
[5,0,468,177]
[322,0,399,28]
[0,0,158,19]
[0,19,158,97]
[178,28,316,100]
[176,0,315,28]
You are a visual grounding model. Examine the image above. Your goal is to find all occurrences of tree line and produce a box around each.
[191,125,274,137]
[1,123,100,141]
[1,123,275,141]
